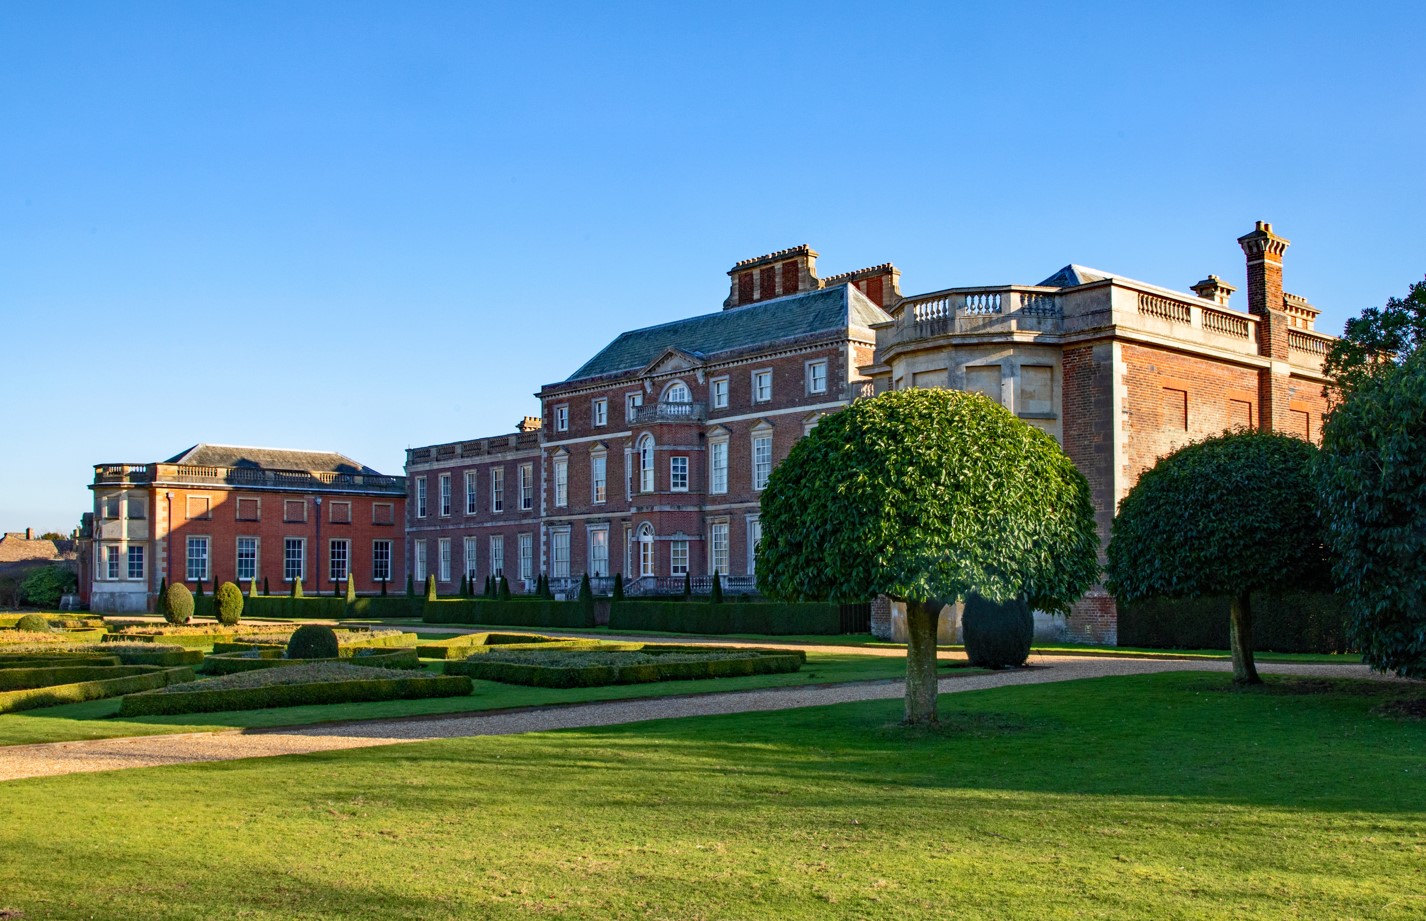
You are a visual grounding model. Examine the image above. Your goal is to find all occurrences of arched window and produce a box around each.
[663,381,691,403]
[638,523,655,577]
[638,434,655,493]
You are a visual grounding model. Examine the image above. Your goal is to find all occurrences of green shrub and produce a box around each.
[612,572,625,602]
[0,666,194,714]
[426,575,437,603]
[0,664,161,693]
[422,599,595,629]
[164,582,195,625]
[263,577,270,596]
[287,624,339,659]
[447,646,804,688]
[711,571,723,604]
[214,581,244,626]
[15,614,50,633]
[194,578,204,598]
[498,575,511,601]
[961,593,1033,669]
[291,577,304,599]
[19,565,76,608]
[120,671,473,716]
[345,576,357,606]
[248,578,258,599]
[608,601,843,635]
[202,646,419,675]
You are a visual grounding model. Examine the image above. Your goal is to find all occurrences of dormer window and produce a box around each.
[663,381,691,403]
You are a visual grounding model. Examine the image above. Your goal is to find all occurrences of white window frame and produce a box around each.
[490,535,505,578]
[186,536,210,582]
[415,476,428,518]
[439,474,451,517]
[491,467,504,513]
[413,539,427,582]
[554,457,568,508]
[625,391,643,421]
[638,524,655,577]
[284,537,305,583]
[550,529,570,579]
[591,452,607,504]
[554,404,569,432]
[588,526,609,578]
[806,359,828,394]
[236,537,258,583]
[330,539,351,583]
[127,544,144,581]
[465,470,478,515]
[711,376,729,409]
[464,537,478,582]
[663,380,691,403]
[105,545,120,580]
[710,522,729,576]
[438,537,451,583]
[670,455,689,492]
[520,463,534,511]
[638,434,655,493]
[752,432,773,491]
[709,439,728,494]
[747,516,762,576]
[518,533,533,583]
[592,398,608,427]
[670,539,689,577]
[372,540,393,583]
[752,369,772,403]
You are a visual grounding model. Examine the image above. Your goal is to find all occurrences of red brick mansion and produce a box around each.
[405,222,1334,641]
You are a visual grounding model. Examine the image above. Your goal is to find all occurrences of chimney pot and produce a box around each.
[25,528,34,540]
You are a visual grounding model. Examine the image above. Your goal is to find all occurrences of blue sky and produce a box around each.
[3,1,1423,531]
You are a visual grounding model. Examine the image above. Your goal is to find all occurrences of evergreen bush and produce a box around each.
[15,614,50,633]
[291,577,304,599]
[248,578,258,599]
[960,593,1033,669]
[163,583,195,625]
[155,578,169,618]
[262,577,270,596]
[426,575,438,603]
[612,572,625,602]
[194,578,204,598]
[710,571,723,604]
[345,576,357,605]
[286,624,340,660]
[213,581,244,626]
[498,575,511,601]
[405,574,415,598]
[682,572,692,600]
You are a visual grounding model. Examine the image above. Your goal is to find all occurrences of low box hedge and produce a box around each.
[1117,591,1353,654]
[200,647,420,676]
[608,601,843,636]
[0,666,195,714]
[446,646,805,689]
[105,632,227,649]
[211,632,418,654]
[119,673,473,716]
[107,647,206,667]
[422,599,595,629]
[192,595,425,619]
[0,654,122,669]
[0,664,163,693]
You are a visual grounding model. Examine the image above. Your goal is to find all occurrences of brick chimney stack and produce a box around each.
[516,416,541,433]
[1237,220,1293,431]
[1237,221,1290,319]
[1190,275,1236,307]
[724,245,820,309]
[25,528,34,540]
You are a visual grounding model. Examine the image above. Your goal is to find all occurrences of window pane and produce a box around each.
[236,537,257,582]
[284,539,304,582]
[373,541,392,582]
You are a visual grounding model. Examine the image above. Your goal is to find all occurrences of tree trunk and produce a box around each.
[904,598,941,725]
[1229,591,1262,685]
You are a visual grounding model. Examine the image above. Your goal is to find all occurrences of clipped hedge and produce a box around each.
[109,648,206,667]
[0,614,104,629]
[119,673,473,716]
[609,601,843,636]
[0,654,121,669]
[212,632,418,653]
[191,595,426,619]
[446,646,804,689]
[200,647,420,675]
[0,664,162,693]
[1117,591,1353,654]
[422,599,595,629]
[414,634,612,659]
[0,666,195,714]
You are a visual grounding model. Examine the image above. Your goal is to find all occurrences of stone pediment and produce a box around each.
[640,347,706,378]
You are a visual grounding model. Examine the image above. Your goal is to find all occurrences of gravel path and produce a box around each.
[0,656,1390,782]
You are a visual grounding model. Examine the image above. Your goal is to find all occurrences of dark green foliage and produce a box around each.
[201,647,420,675]
[406,574,415,599]
[1323,276,1426,395]
[163,582,195,625]
[155,578,168,617]
[1107,430,1329,683]
[248,578,258,599]
[286,624,340,660]
[577,573,594,621]
[422,599,596,629]
[711,571,724,604]
[291,577,304,599]
[459,574,469,597]
[0,666,194,714]
[609,601,843,635]
[119,674,473,716]
[0,664,162,693]
[612,572,625,602]
[446,647,804,689]
[426,574,438,603]
[345,576,357,606]
[498,575,511,601]
[961,594,1033,669]
[1118,591,1352,654]
[1318,349,1426,678]
[682,572,692,600]
[380,577,388,597]
[213,581,244,626]
[194,578,204,598]
[18,565,77,608]
[14,613,50,633]
[263,577,270,596]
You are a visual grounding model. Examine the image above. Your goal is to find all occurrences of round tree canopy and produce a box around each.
[1107,429,1328,603]
[755,388,1099,611]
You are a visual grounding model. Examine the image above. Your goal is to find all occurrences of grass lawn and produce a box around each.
[0,671,1421,919]
[0,651,970,747]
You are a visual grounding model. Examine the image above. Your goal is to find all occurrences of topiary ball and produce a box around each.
[164,583,195,625]
[214,581,244,626]
[961,593,1033,669]
[286,624,339,660]
[15,613,50,632]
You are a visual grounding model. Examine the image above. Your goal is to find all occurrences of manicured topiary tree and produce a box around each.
[1107,430,1328,685]
[380,577,388,596]
[682,572,692,601]
[213,580,244,626]
[536,573,546,598]
[345,575,357,606]
[286,623,339,659]
[758,389,1099,724]
[498,575,511,601]
[262,577,270,596]
[612,572,625,602]
[577,572,594,617]
[155,577,169,618]
[1317,349,1426,678]
[426,574,438,603]
[15,613,50,633]
[163,582,195,625]
[291,577,303,599]
[248,578,258,599]
[406,574,415,599]
[961,593,1034,668]
[193,578,204,598]
[710,570,723,604]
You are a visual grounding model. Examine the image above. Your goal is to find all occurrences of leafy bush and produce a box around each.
[119,665,472,716]
[15,614,50,633]
[609,601,843,635]
[163,583,195,625]
[0,665,194,714]
[961,594,1033,669]
[447,646,804,688]
[214,581,244,626]
[19,565,77,608]
[287,624,339,660]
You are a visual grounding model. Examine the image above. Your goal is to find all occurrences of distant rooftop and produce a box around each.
[163,444,385,476]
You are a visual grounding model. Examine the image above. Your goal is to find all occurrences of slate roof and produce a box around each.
[567,285,889,382]
[1036,264,1114,288]
[0,536,64,564]
[162,444,384,476]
